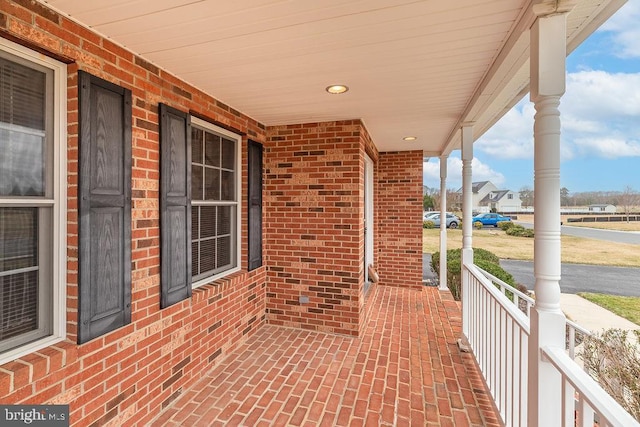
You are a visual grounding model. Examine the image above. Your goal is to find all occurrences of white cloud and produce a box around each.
[474,70,640,161]
[574,137,640,158]
[599,1,640,58]
[475,101,534,159]
[564,71,640,118]
[423,157,505,190]
[562,71,640,159]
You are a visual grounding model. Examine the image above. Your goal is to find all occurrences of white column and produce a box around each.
[528,6,571,426]
[460,125,474,265]
[460,125,474,344]
[438,155,448,291]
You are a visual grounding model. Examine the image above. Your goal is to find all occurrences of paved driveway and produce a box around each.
[424,255,640,297]
[516,222,640,245]
[500,259,640,297]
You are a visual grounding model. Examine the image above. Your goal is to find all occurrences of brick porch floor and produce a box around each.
[149,286,501,426]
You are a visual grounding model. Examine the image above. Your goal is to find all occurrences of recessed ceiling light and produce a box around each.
[403,136,417,141]
[326,84,349,94]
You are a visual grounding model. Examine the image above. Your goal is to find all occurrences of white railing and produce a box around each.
[542,346,640,427]
[477,267,591,361]
[477,268,534,318]
[466,263,640,427]
[464,263,529,426]
[566,319,591,361]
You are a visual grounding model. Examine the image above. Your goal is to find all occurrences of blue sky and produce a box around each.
[424,1,640,194]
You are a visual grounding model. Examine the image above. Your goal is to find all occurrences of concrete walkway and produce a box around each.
[560,293,639,333]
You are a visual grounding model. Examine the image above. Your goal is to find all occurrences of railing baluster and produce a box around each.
[461,264,638,427]
[568,326,576,360]
[521,330,528,426]
[578,395,594,427]
[505,315,513,426]
[562,375,574,427]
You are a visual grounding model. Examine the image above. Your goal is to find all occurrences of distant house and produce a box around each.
[471,181,498,209]
[479,189,522,212]
[458,181,522,212]
[588,204,616,213]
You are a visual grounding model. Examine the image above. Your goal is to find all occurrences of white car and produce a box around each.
[424,212,460,228]
[423,211,438,220]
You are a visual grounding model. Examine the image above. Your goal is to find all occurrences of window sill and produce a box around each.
[192,266,242,290]
[191,268,263,304]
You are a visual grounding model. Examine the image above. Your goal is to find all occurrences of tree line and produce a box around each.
[424,185,639,214]
[518,185,639,212]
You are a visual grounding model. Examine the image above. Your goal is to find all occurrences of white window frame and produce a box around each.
[0,38,67,365]
[190,116,241,289]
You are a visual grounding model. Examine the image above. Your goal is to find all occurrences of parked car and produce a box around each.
[425,212,460,228]
[472,213,511,227]
[423,211,438,220]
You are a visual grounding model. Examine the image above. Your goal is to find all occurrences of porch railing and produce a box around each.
[479,267,591,361]
[464,262,640,427]
[463,263,529,426]
[542,346,640,427]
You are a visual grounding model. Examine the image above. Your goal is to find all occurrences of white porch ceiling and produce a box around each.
[41,0,625,155]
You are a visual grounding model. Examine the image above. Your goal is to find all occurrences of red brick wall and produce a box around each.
[0,2,267,426]
[0,2,426,425]
[265,121,368,336]
[377,151,424,288]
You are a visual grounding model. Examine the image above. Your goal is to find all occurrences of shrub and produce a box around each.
[505,224,534,238]
[432,248,500,275]
[431,247,518,301]
[474,221,484,229]
[472,248,500,264]
[423,220,435,229]
[498,221,514,231]
[580,329,640,421]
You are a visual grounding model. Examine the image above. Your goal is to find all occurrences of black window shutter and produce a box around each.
[159,104,192,308]
[78,71,132,344]
[248,140,263,271]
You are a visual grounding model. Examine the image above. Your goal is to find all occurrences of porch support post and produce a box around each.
[460,124,474,346]
[528,4,572,426]
[438,155,448,291]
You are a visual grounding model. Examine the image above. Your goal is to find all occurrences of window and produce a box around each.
[508,194,513,199]
[190,117,241,285]
[0,39,66,362]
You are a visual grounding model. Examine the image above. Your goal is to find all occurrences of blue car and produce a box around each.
[472,213,511,227]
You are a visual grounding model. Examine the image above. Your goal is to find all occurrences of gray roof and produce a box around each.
[456,181,490,193]
[479,190,511,204]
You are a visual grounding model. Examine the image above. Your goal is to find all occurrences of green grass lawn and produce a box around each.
[577,293,640,326]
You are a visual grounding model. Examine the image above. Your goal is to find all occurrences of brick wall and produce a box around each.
[0,1,426,425]
[377,151,424,288]
[0,2,267,426]
[264,121,373,336]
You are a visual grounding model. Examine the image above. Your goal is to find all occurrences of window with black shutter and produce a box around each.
[159,109,241,304]
[78,71,132,344]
